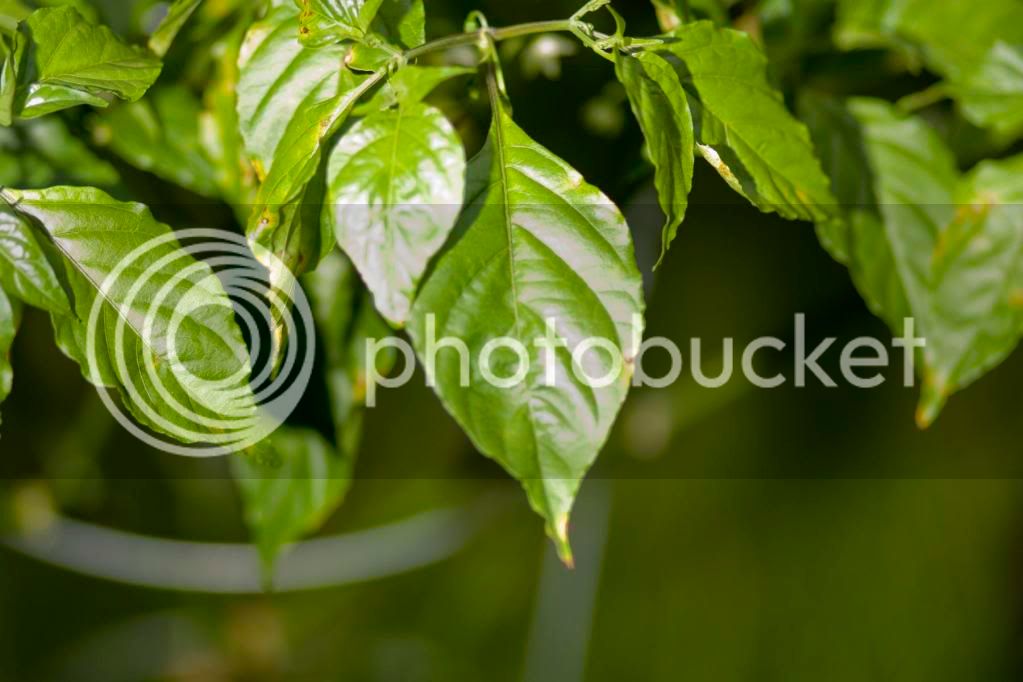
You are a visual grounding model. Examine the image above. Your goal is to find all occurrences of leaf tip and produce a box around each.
[550,513,575,569]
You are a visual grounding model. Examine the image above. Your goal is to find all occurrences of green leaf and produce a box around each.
[0,285,20,411]
[325,102,465,326]
[834,0,1023,81]
[147,0,202,57]
[246,67,376,296]
[233,427,348,570]
[407,102,645,563]
[616,50,694,264]
[2,185,255,444]
[93,85,220,197]
[656,22,837,224]
[237,3,349,174]
[15,7,162,119]
[802,96,1023,425]
[0,19,24,126]
[947,42,1023,140]
[297,0,384,46]
[373,0,424,48]
[650,0,728,30]
[0,206,69,314]
[19,117,119,186]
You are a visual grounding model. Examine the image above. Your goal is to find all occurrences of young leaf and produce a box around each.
[297,0,384,46]
[325,102,465,326]
[147,0,202,57]
[0,207,69,314]
[93,86,220,197]
[656,21,837,224]
[15,7,162,119]
[616,50,694,264]
[232,427,348,570]
[408,103,645,563]
[2,186,255,444]
[373,0,424,48]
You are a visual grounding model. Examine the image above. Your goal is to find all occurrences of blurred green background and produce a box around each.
[2,0,1023,680]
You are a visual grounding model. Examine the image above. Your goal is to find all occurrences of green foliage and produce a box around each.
[0,0,1022,569]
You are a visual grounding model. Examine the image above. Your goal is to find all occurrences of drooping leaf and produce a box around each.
[15,7,162,119]
[0,207,69,314]
[947,42,1023,140]
[656,21,838,224]
[325,102,465,326]
[93,85,220,197]
[802,96,1023,425]
[2,185,256,445]
[297,0,384,46]
[408,101,645,563]
[616,50,694,264]
[147,0,202,57]
[233,427,348,569]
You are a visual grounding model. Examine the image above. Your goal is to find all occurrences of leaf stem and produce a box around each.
[404,20,578,61]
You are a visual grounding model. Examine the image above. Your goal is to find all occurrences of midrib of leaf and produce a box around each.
[487,97,556,519]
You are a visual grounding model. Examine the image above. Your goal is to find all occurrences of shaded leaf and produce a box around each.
[233,427,347,569]
[947,42,1023,140]
[297,0,383,46]
[0,285,19,413]
[93,85,220,197]
[616,50,694,264]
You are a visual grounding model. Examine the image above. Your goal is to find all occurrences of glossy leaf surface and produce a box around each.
[408,103,645,560]
[325,102,465,326]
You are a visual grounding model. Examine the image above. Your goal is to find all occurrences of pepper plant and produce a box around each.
[1,0,1022,568]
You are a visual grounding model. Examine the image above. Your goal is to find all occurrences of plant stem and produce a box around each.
[404,20,577,61]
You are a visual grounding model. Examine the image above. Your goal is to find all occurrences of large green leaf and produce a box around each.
[1,186,256,445]
[407,101,645,562]
[93,85,220,197]
[233,427,348,569]
[802,96,1023,425]
[15,7,161,119]
[325,102,465,326]
[0,207,69,314]
[616,50,694,264]
[656,22,837,224]
[147,0,202,57]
